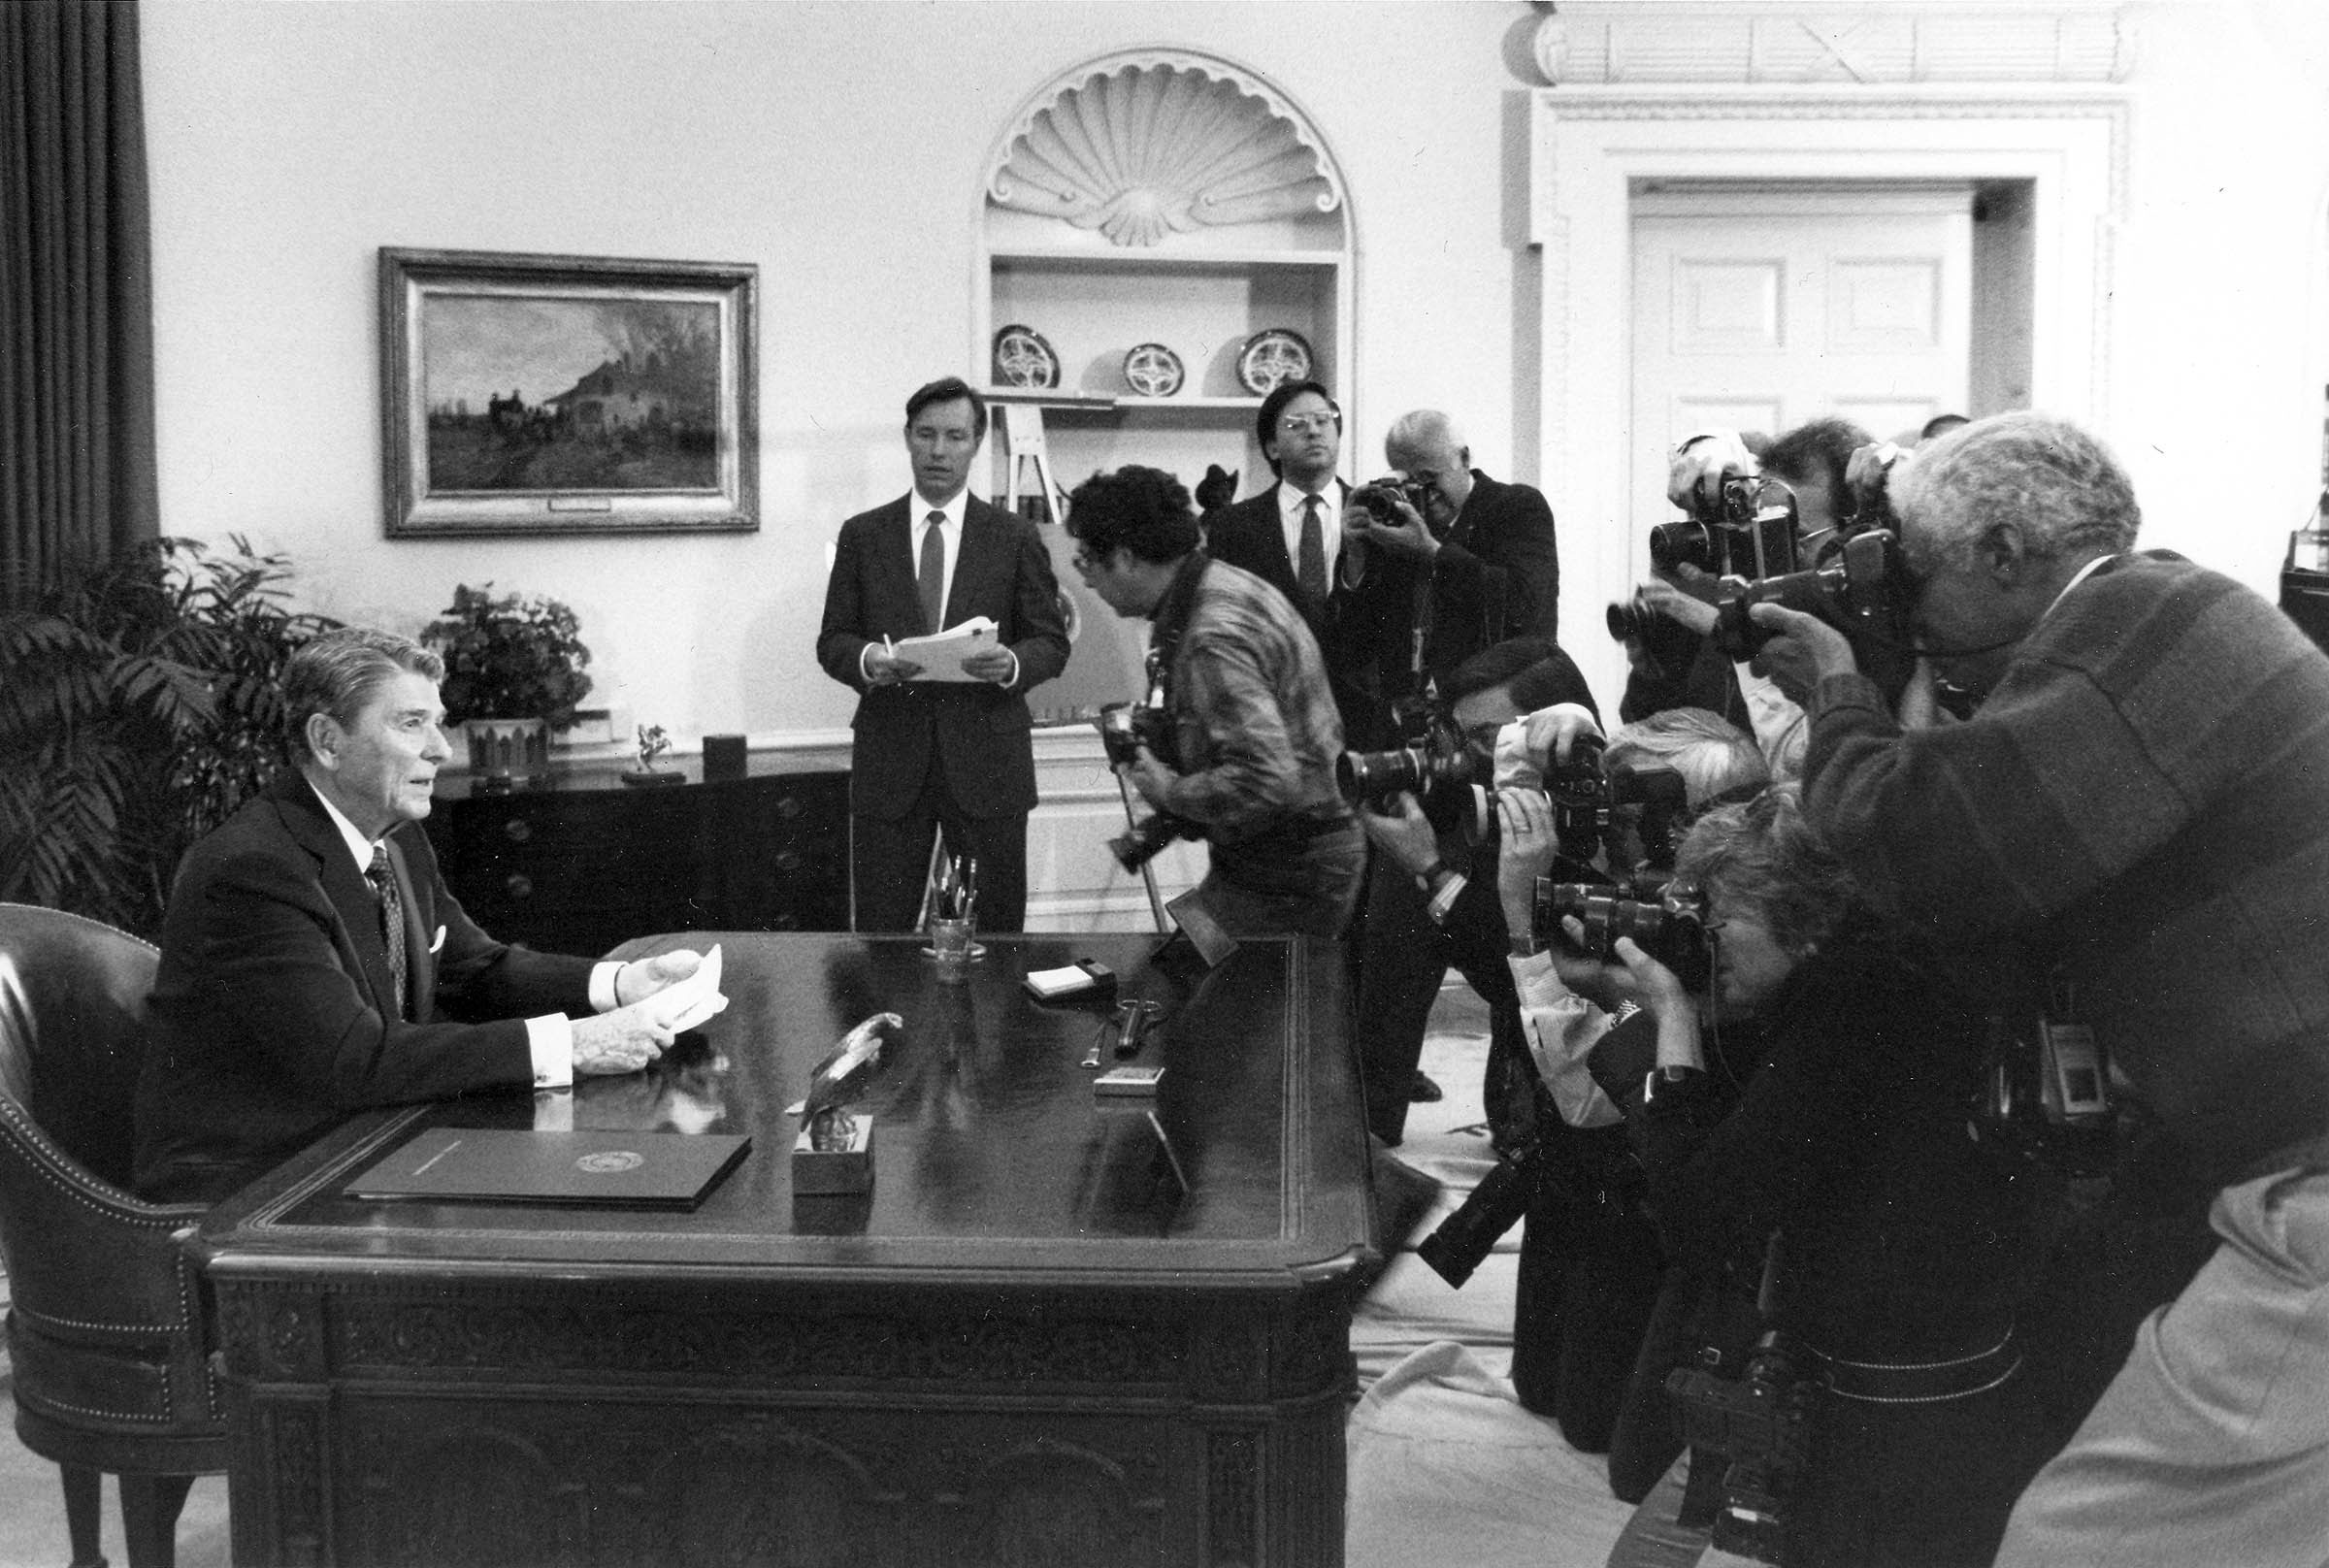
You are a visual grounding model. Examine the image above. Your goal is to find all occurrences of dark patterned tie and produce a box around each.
[366,842,408,1021]
[1296,494,1328,604]
[918,511,946,633]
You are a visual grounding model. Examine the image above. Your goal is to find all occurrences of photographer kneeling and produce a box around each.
[1500,784,2046,1567]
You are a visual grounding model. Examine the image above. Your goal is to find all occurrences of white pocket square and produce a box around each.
[429,925,446,954]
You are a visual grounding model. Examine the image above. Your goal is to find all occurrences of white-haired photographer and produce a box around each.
[1495,782,2049,1560]
[1746,409,2329,1568]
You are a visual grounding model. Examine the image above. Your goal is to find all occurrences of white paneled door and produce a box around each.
[1627,185,1972,573]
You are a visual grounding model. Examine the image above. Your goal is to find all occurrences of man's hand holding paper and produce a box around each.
[891,617,1008,683]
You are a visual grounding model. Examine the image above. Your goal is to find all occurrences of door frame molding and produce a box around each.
[1529,84,2126,702]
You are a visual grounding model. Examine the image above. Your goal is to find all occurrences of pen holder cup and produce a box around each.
[926,916,981,981]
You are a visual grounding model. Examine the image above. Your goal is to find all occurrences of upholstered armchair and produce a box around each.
[0,903,226,1568]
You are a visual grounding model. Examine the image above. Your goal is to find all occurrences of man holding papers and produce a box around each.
[134,628,723,1205]
[816,376,1068,931]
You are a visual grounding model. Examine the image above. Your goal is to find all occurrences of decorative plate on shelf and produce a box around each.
[992,324,1061,390]
[1122,343,1185,399]
[1236,328,1314,396]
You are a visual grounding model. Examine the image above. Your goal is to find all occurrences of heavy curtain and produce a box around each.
[0,0,156,603]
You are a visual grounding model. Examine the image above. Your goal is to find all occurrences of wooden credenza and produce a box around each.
[422,757,850,954]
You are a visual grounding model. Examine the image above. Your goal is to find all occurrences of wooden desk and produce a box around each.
[198,933,1373,1568]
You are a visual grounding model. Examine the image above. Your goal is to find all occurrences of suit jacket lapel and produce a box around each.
[875,497,927,634]
[274,778,403,1022]
[949,500,1004,630]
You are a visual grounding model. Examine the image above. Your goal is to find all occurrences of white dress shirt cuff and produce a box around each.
[590,959,625,1013]
[526,1014,574,1089]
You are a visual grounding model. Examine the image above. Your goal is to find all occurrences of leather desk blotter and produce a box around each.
[347,1127,751,1209]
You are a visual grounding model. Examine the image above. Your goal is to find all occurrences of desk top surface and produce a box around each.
[197,933,1374,1294]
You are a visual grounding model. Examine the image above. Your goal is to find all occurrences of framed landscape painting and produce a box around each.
[379,248,758,536]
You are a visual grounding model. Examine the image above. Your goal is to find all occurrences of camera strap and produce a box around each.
[1143,549,1212,709]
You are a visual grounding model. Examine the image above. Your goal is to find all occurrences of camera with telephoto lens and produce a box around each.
[1543,735,1693,875]
[1648,474,1801,580]
[1533,877,1712,991]
[1337,697,1492,838]
[1415,1138,1544,1290]
[1098,703,1204,871]
[1666,1328,1826,1567]
[1712,527,1912,663]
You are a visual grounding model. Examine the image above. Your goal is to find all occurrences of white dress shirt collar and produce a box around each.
[1275,479,1341,578]
[308,776,381,873]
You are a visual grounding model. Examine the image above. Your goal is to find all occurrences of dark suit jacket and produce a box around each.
[1425,471,1561,665]
[1204,482,1407,747]
[815,494,1069,819]
[134,774,599,1203]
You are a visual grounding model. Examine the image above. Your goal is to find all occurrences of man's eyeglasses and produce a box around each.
[1070,547,1103,574]
[1276,415,1337,437]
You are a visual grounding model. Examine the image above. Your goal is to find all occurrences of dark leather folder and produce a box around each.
[347,1127,751,1209]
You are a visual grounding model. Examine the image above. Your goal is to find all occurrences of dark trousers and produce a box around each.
[1351,856,1533,1147]
[850,748,1029,933]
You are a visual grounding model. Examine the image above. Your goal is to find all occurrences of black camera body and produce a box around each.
[1649,474,1801,581]
[1972,1011,2116,1178]
[1534,877,1712,990]
[1543,735,1691,875]
[1097,702,1203,871]
[1350,472,1436,529]
[1666,1328,1827,1567]
[1712,527,1910,662]
[1099,701,1177,770]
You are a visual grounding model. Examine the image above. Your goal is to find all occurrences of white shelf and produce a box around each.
[986,390,1264,412]
[989,246,1343,271]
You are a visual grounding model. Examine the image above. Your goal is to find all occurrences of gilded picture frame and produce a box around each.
[379,247,758,537]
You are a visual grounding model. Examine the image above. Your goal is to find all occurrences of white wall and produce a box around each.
[138,0,1534,745]
[136,0,2329,736]
[2109,0,2329,583]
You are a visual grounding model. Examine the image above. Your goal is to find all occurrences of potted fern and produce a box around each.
[0,537,339,934]
[421,584,593,792]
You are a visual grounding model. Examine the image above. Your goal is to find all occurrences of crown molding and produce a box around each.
[1533,3,2136,86]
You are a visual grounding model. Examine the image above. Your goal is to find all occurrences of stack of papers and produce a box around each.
[640,944,727,1033]
[893,617,999,682]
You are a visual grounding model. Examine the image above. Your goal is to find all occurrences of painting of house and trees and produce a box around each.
[378,248,757,537]
[424,295,720,492]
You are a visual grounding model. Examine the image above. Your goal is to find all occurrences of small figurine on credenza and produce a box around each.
[622,723,684,787]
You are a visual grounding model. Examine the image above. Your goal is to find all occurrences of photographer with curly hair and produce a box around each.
[1070,464,1363,942]
[1500,784,2046,1564]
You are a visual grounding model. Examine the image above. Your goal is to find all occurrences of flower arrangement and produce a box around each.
[421,583,593,726]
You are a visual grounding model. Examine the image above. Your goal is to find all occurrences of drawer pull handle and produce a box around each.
[775,796,803,821]
[503,818,534,844]
[774,851,803,872]
[504,873,535,900]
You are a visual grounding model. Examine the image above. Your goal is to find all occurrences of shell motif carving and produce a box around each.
[990,64,1340,246]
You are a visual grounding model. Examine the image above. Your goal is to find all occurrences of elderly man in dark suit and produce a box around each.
[135,628,710,1205]
[816,376,1069,932]
[1346,408,1565,1116]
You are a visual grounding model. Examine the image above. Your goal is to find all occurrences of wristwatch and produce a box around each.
[1509,931,1545,959]
[1640,1063,1706,1106]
